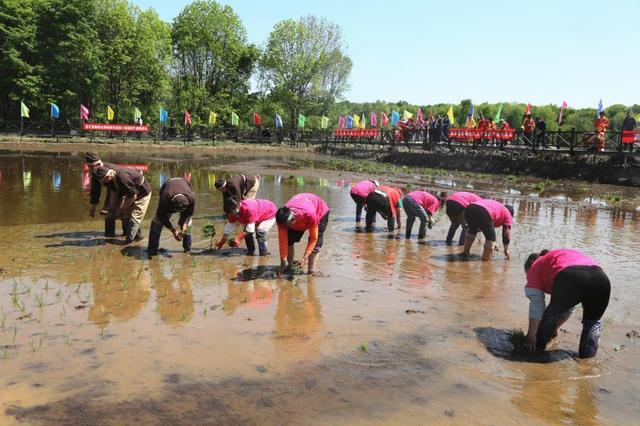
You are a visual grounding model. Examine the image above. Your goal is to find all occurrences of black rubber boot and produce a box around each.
[244,233,256,255]
[182,234,192,253]
[105,218,116,238]
[147,221,163,255]
[257,231,269,255]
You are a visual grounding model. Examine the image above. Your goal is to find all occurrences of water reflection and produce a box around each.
[150,258,194,326]
[511,364,600,425]
[88,254,151,325]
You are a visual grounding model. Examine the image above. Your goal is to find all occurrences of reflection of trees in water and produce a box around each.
[511,364,599,425]
[88,256,150,326]
[149,258,194,326]
[274,280,322,354]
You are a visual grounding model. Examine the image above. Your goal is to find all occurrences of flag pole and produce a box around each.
[20,115,23,140]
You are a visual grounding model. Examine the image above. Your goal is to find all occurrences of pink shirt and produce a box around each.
[472,199,512,228]
[447,191,482,208]
[406,191,441,214]
[350,180,378,198]
[285,193,329,231]
[526,249,599,294]
[229,199,277,226]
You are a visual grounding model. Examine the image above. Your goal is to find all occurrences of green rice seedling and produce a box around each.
[64,333,72,346]
[508,329,527,347]
[202,223,217,250]
[359,342,368,352]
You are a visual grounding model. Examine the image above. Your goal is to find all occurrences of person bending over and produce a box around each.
[93,166,152,244]
[276,193,330,275]
[214,174,260,201]
[350,179,379,222]
[84,152,123,237]
[522,249,610,358]
[148,177,195,256]
[218,197,277,256]
[462,199,513,261]
[445,191,483,245]
[403,190,446,240]
[365,185,403,232]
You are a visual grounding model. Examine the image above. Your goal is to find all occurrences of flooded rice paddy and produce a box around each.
[0,149,639,425]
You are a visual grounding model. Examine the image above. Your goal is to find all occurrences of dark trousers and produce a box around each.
[403,195,429,239]
[365,191,394,232]
[350,193,366,222]
[536,266,611,358]
[147,220,192,255]
[445,200,467,245]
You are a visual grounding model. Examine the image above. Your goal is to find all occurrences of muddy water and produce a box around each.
[0,151,639,425]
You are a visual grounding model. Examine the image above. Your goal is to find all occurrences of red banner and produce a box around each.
[621,130,640,144]
[334,128,381,138]
[448,128,516,141]
[82,122,150,133]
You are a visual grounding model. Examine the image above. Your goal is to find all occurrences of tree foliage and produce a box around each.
[259,16,351,127]
[170,0,258,124]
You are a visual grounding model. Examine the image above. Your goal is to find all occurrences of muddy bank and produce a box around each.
[323,148,640,187]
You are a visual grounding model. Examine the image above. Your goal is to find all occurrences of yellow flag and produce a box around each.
[403,110,413,121]
[209,111,217,125]
[353,114,361,128]
[107,106,114,121]
[447,106,455,125]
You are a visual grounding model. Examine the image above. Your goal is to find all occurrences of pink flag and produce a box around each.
[557,101,568,125]
[338,115,346,128]
[429,108,433,121]
[381,112,389,128]
[370,112,378,127]
[184,110,192,126]
[417,108,423,125]
[525,103,532,115]
[80,104,90,121]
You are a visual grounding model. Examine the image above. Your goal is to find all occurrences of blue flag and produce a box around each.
[275,114,283,129]
[468,104,474,117]
[391,111,400,126]
[160,108,168,123]
[597,99,604,116]
[50,103,60,119]
[346,115,354,129]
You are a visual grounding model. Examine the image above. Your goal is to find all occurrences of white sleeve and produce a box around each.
[525,287,546,320]
[245,222,256,234]
[223,222,235,236]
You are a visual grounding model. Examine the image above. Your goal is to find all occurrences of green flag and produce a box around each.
[231,112,239,127]
[134,107,142,121]
[298,114,306,128]
[493,104,503,123]
[321,116,329,129]
[20,102,29,118]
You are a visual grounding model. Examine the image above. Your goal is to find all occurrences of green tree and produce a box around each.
[259,16,351,128]
[171,0,258,123]
[0,0,42,119]
[35,0,104,120]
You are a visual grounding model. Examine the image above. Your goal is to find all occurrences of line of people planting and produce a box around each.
[84,153,610,359]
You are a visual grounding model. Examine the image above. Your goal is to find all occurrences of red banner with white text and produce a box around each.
[82,122,150,133]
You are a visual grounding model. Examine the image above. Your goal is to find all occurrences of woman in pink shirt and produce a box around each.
[275,193,330,275]
[350,180,379,222]
[462,199,514,261]
[445,191,482,245]
[402,190,446,240]
[523,249,610,358]
[218,198,277,256]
